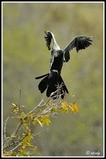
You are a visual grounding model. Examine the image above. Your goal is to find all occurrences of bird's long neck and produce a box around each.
[51,32,60,50]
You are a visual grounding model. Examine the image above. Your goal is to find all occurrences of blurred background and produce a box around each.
[3,2,104,156]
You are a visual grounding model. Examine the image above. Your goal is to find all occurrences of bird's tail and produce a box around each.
[35,73,49,79]
[35,73,49,94]
[35,71,69,99]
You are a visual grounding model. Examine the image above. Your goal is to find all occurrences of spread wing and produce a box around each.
[63,36,93,62]
[44,31,53,50]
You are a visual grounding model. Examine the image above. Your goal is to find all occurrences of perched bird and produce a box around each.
[35,31,93,99]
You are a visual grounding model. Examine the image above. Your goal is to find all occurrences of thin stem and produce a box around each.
[34,128,49,137]
[4,116,10,140]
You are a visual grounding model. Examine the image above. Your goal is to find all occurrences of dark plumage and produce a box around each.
[35,31,93,99]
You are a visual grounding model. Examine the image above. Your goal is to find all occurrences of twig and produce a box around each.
[34,128,49,137]
[28,99,44,115]
[12,122,23,136]
[7,143,21,155]
[4,116,10,140]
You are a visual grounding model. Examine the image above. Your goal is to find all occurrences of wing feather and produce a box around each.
[44,31,53,50]
[63,36,93,62]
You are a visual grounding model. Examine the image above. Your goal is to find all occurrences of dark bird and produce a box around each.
[35,31,93,99]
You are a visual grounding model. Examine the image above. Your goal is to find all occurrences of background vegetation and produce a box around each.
[3,2,104,156]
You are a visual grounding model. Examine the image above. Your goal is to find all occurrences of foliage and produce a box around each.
[3,90,79,156]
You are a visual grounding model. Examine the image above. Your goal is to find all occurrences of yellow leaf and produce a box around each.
[61,101,68,108]
[19,147,24,153]
[74,103,79,112]
[61,107,69,113]
[11,135,16,138]
[36,118,43,127]
[21,112,26,117]
[12,108,19,113]
[45,117,51,126]
[41,115,51,126]
[69,103,79,114]
[51,107,58,112]
[32,118,38,125]
[61,101,69,113]
[12,103,16,107]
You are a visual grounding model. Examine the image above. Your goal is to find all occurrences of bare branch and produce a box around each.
[4,116,10,140]
[28,99,44,115]
[34,128,49,137]
[12,122,23,136]
[5,143,21,155]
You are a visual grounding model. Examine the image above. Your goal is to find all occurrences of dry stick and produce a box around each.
[34,128,49,137]
[7,143,21,154]
[4,116,10,140]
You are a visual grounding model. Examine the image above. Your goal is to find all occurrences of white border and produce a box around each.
[1,1,105,158]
